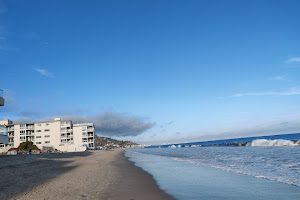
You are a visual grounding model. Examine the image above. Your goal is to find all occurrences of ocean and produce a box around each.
[125,133,300,200]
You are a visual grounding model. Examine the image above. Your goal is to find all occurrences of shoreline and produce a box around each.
[111,149,175,200]
[0,149,175,200]
[126,148,300,200]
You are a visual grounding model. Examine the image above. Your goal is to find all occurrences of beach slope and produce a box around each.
[0,149,174,200]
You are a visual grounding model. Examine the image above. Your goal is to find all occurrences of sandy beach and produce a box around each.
[0,149,174,200]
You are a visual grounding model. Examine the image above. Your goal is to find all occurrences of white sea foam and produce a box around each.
[129,146,300,187]
[126,148,300,200]
[249,139,299,147]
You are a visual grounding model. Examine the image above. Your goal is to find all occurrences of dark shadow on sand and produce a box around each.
[0,151,92,199]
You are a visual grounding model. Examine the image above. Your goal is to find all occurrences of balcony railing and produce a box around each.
[61,129,72,133]
[73,123,93,127]
[82,134,94,137]
[61,121,71,126]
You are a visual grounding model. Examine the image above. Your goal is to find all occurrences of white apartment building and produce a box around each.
[0,92,10,153]
[1,118,96,153]
[0,119,13,153]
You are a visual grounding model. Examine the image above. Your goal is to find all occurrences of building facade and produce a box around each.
[1,118,95,153]
[0,119,12,153]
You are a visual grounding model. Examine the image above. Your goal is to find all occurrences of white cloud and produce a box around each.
[269,76,286,81]
[34,68,55,78]
[283,65,300,69]
[286,57,300,63]
[232,87,300,97]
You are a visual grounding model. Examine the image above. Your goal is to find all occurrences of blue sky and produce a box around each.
[0,0,300,144]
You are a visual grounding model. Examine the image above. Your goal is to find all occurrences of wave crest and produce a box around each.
[249,139,300,147]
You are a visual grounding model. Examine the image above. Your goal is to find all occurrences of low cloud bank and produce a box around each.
[14,112,155,137]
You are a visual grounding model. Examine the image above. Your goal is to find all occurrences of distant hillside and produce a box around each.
[95,135,138,148]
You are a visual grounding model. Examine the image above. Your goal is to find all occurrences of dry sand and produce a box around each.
[0,149,175,200]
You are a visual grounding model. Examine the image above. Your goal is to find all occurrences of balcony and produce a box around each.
[61,121,72,127]
[26,130,34,135]
[26,125,34,130]
[26,138,34,142]
[88,143,94,148]
[73,123,93,127]
[67,136,73,140]
[61,128,72,133]
[82,133,93,137]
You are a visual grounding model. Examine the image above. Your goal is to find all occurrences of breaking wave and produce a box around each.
[249,139,300,147]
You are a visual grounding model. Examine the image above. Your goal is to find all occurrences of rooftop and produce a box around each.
[73,123,94,127]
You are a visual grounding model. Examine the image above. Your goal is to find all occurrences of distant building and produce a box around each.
[0,118,96,153]
[0,119,13,126]
[0,119,11,153]
[0,91,8,153]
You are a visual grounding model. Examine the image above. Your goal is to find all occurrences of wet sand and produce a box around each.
[0,149,175,200]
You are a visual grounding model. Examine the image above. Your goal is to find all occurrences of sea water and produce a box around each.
[125,142,300,199]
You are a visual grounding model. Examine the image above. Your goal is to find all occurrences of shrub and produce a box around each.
[18,141,39,151]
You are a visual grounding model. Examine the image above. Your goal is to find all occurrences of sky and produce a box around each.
[0,0,300,144]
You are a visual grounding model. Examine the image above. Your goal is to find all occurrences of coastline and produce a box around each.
[111,149,175,200]
[126,148,300,200]
[0,149,175,200]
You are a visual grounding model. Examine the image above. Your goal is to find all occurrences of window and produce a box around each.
[37,130,41,132]
[20,124,26,129]
[45,129,50,132]
[45,141,50,144]
[36,136,41,138]
[36,142,41,144]
[45,135,50,138]
[20,130,25,135]
[20,136,25,141]
[45,123,49,126]
[36,124,41,126]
